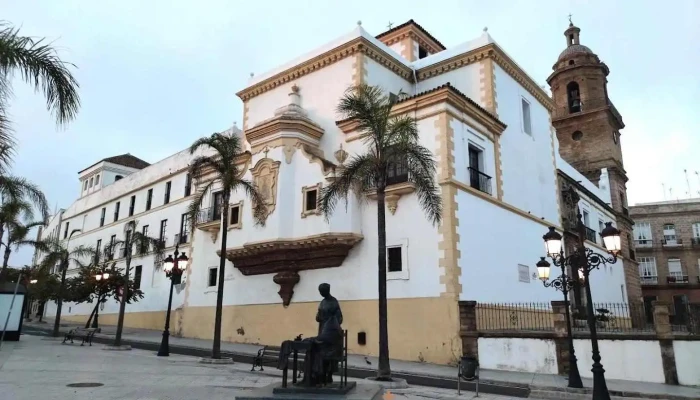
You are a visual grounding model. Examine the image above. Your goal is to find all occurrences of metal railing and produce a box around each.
[468,167,492,195]
[571,302,653,333]
[667,275,689,284]
[671,303,700,335]
[584,227,597,244]
[196,207,221,225]
[662,238,683,247]
[634,239,652,248]
[640,276,658,285]
[476,302,553,331]
[174,233,189,246]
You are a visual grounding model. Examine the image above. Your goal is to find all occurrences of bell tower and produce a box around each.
[548,20,641,303]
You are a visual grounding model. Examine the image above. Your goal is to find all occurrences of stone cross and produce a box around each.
[387,22,393,29]
[568,13,573,24]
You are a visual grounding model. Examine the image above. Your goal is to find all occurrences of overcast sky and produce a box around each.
[2,0,699,265]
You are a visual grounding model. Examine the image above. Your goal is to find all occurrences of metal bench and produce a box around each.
[252,334,305,372]
[62,327,98,346]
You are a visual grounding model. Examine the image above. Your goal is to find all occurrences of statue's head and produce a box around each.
[318,283,331,297]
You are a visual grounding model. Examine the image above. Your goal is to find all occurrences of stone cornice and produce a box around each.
[195,152,252,182]
[236,37,414,101]
[379,26,443,54]
[246,115,324,147]
[416,44,554,111]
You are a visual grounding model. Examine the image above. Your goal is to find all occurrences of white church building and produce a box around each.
[38,20,628,364]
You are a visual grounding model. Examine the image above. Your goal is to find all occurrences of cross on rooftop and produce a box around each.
[387,22,393,29]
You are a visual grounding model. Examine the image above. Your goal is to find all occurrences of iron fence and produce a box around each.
[571,302,654,333]
[476,302,554,331]
[671,303,700,335]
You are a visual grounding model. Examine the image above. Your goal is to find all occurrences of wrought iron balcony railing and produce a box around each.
[196,207,221,225]
[468,167,492,195]
[640,276,658,285]
[634,239,653,248]
[584,226,597,244]
[667,275,689,284]
[662,238,683,247]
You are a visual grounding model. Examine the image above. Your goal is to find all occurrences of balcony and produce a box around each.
[634,239,653,248]
[692,238,700,246]
[196,207,222,242]
[640,276,658,285]
[468,167,492,195]
[667,275,689,284]
[662,238,683,248]
[174,233,189,246]
[584,226,597,244]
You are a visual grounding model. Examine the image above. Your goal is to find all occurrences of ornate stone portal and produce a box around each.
[249,157,281,222]
[221,233,363,306]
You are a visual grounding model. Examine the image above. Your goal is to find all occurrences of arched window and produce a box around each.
[567,82,581,113]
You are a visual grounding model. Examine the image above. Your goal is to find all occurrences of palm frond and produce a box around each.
[0,22,80,126]
[319,153,376,220]
[0,175,49,221]
[337,84,391,149]
[233,178,266,226]
[187,180,213,232]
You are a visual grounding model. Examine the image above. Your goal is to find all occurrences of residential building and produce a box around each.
[40,19,629,364]
[630,199,700,323]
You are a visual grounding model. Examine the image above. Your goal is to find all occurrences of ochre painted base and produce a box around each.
[53,297,461,364]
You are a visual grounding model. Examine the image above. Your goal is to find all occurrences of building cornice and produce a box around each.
[416,44,554,111]
[378,26,444,55]
[245,116,324,152]
[236,37,414,101]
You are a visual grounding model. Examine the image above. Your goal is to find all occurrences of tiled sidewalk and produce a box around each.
[23,321,700,399]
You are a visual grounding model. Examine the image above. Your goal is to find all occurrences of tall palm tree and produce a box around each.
[187,131,267,359]
[318,84,442,380]
[108,220,164,347]
[31,233,94,336]
[0,21,80,154]
[3,219,45,269]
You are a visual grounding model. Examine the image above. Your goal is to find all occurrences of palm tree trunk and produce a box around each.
[85,302,98,328]
[38,301,44,322]
[376,188,391,380]
[212,194,230,359]
[114,248,130,347]
[2,245,11,270]
[0,225,6,276]
[52,258,68,337]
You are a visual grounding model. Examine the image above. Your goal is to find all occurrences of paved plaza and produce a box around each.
[0,334,532,400]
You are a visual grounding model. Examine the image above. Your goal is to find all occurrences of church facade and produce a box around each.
[39,20,636,365]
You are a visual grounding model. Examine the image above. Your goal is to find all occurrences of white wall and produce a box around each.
[452,117,496,196]
[673,341,700,386]
[574,339,665,383]
[417,64,482,103]
[364,57,413,97]
[478,337,558,374]
[494,65,559,223]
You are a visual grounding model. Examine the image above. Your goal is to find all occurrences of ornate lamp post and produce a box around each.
[93,271,110,329]
[157,246,188,357]
[541,215,621,400]
[536,255,583,388]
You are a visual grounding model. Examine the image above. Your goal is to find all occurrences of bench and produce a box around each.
[62,327,98,346]
[252,334,306,372]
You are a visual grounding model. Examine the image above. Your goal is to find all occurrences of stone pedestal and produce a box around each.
[235,382,382,400]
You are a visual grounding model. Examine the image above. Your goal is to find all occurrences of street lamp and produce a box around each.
[157,246,188,357]
[29,279,38,284]
[92,271,110,329]
[541,216,621,400]
[536,256,583,389]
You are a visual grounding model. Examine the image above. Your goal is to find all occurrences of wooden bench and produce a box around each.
[62,327,98,346]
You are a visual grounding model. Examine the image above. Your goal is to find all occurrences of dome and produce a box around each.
[558,44,593,60]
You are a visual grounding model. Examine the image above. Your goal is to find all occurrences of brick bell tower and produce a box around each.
[548,20,642,304]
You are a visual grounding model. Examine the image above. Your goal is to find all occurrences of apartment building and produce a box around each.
[630,199,700,323]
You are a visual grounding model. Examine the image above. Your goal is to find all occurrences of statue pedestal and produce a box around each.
[235,382,383,400]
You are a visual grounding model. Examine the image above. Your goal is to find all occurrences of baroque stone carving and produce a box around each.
[250,158,281,221]
[560,181,581,232]
[273,270,300,307]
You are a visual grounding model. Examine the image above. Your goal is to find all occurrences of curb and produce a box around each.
[24,325,529,398]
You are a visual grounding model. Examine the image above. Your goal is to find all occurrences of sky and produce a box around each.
[2,0,699,265]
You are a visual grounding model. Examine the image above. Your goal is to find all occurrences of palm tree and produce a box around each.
[187,131,267,359]
[108,220,164,347]
[0,179,49,267]
[3,219,45,269]
[0,21,80,154]
[31,233,94,337]
[318,84,442,380]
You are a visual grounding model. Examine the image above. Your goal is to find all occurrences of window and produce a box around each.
[467,145,491,194]
[184,174,192,197]
[208,267,218,287]
[634,222,652,246]
[89,177,94,188]
[83,181,88,191]
[212,191,223,220]
[146,189,153,211]
[668,258,684,280]
[129,195,135,217]
[95,239,102,263]
[133,265,142,290]
[582,210,590,227]
[692,223,700,239]
[230,203,242,227]
[612,131,619,144]
[115,175,123,181]
[114,202,120,222]
[418,45,428,59]
[122,230,132,258]
[95,174,100,185]
[179,214,190,243]
[140,225,149,254]
[638,257,657,284]
[63,222,69,239]
[159,219,167,242]
[663,224,677,245]
[521,98,532,135]
[301,184,321,217]
[598,219,605,235]
[164,181,171,204]
[567,81,581,113]
[386,147,408,185]
[518,264,530,283]
[109,235,117,259]
[100,208,106,227]
[387,247,402,272]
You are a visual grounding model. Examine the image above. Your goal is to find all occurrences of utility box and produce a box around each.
[0,282,27,341]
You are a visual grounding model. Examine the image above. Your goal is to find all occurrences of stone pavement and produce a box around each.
[23,321,700,399]
[0,334,530,400]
